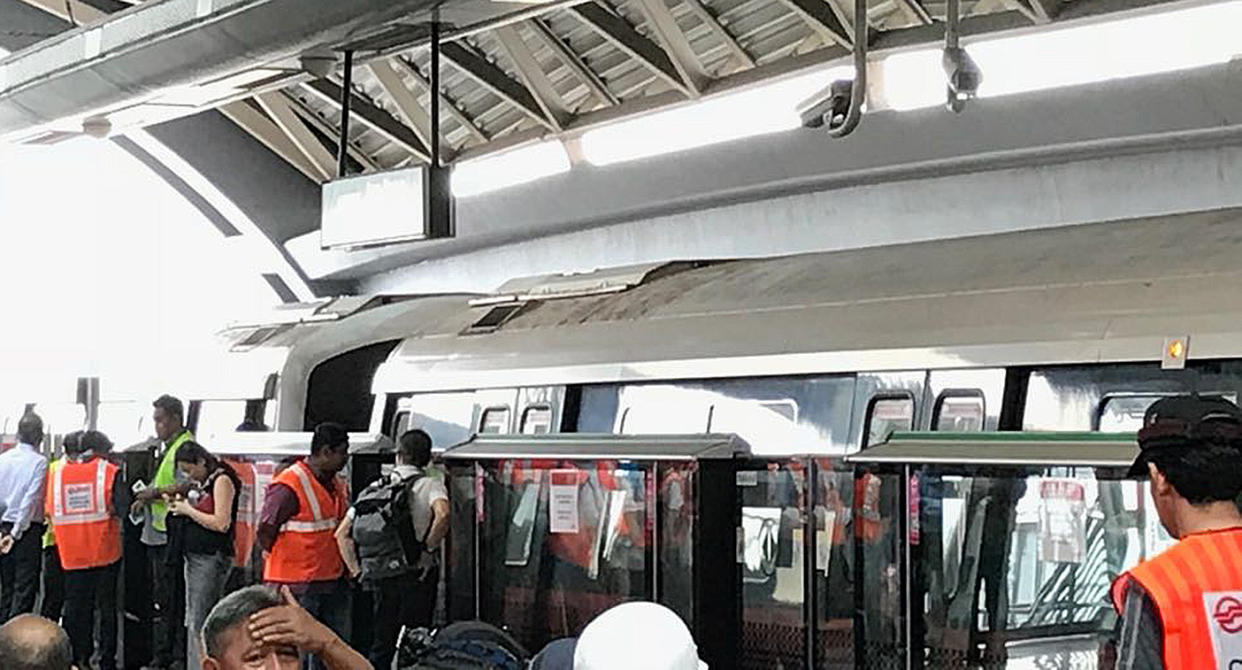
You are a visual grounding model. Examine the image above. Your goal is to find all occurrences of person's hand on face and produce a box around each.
[247,586,338,655]
[202,623,300,670]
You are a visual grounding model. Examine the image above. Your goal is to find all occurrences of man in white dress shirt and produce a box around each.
[0,413,48,622]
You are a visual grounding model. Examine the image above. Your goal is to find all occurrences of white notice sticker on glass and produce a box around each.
[549,469,580,534]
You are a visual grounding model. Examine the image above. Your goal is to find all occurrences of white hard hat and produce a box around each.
[573,602,708,670]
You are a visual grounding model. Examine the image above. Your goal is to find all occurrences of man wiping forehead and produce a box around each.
[199,586,372,670]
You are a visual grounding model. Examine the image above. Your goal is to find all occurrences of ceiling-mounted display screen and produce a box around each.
[321,165,452,249]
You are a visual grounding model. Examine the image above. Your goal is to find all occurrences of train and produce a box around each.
[15,205,1242,667]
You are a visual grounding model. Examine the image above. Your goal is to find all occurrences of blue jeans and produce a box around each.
[185,552,232,670]
[292,582,350,670]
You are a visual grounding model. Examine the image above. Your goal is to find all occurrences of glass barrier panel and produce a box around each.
[855,467,906,669]
[457,459,653,650]
[737,459,807,670]
[813,458,857,669]
[911,465,1152,668]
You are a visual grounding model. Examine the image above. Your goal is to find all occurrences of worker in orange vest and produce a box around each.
[1110,395,1242,669]
[45,430,130,670]
[256,423,351,670]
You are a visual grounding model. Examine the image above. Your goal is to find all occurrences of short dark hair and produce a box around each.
[17,413,43,446]
[201,585,284,659]
[62,431,87,456]
[152,394,184,422]
[397,429,433,467]
[0,614,74,670]
[310,422,349,456]
[83,430,113,455]
[1150,442,1242,505]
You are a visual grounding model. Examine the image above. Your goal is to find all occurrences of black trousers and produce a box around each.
[40,545,63,620]
[63,561,119,670]
[368,568,438,670]
[0,523,45,622]
[148,544,186,667]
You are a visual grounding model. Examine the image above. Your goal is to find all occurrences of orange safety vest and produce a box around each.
[1111,527,1242,669]
[263,460,347,583]
[224,459,256,568]
[45,457,121,571]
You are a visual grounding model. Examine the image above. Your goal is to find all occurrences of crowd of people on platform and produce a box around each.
[0,395,451,670]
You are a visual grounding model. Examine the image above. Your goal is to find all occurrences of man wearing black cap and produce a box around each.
[1110,395,1242,670]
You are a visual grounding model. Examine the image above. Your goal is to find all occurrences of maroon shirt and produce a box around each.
[257,465,345,594]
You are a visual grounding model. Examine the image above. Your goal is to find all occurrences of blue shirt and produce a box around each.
[0,443,48,539]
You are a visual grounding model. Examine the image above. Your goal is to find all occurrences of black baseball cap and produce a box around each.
[1129,395,1242,478]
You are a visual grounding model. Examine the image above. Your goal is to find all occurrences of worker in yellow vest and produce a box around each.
[130,395,194,670]
[39,456,64,621]
[46,430,130,670]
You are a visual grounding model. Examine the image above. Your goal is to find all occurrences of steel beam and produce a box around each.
[680,0,755,69]
[774,0,852,47]
[1025,0,1060,22]
[302,79,430,162]
[895,0,935,25]
[635,0,711,96]
[567,2,692,97]
[255,92,336,181]
[440,41,557,131]
[284,93,382,172]
[527,18,619,108]
[218,101,325,183]
[391,56,490,144]
[367,59,453,159]
[493,25,573,130]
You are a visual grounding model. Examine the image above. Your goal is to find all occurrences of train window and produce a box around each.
[933,391,985,432]
[863,395,915,447]
[479,407,511,434]
[390,411,411,439]
[520,406,552,434]
[196,399,248,440]
[1097,392,1238,431]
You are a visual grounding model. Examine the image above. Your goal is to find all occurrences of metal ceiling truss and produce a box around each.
[567,2,693,96]
[10,0,1190,183]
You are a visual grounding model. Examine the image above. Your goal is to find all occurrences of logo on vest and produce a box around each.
[1204,592,1242,669]
[1216,597,1242,634]
[64,484,96,514]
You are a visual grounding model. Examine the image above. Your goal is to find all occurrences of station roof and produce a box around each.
[0,0,1193,182]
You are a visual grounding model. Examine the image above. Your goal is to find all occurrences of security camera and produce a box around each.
[942,47,982,112]
[798,79,855,130]
[300,53,339,79]
[82,117,112,138]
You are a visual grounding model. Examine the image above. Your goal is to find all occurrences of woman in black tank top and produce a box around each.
[168,441,240,670]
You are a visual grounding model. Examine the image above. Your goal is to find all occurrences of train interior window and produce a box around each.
[864,396,915,447]
[479,407,511,434]
[195,399,248,441]
[933,392,985,432]
[1097,392,1239,431]
[520,406,552,434]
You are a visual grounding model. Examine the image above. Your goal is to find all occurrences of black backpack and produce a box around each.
[352,471,425,582]
[395,621,529,670]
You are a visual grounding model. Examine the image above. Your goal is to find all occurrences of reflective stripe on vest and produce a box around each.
[263,460,345,583]
[1112,527,1242,669]
[42,458,64,548]
[48,457,121,570]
